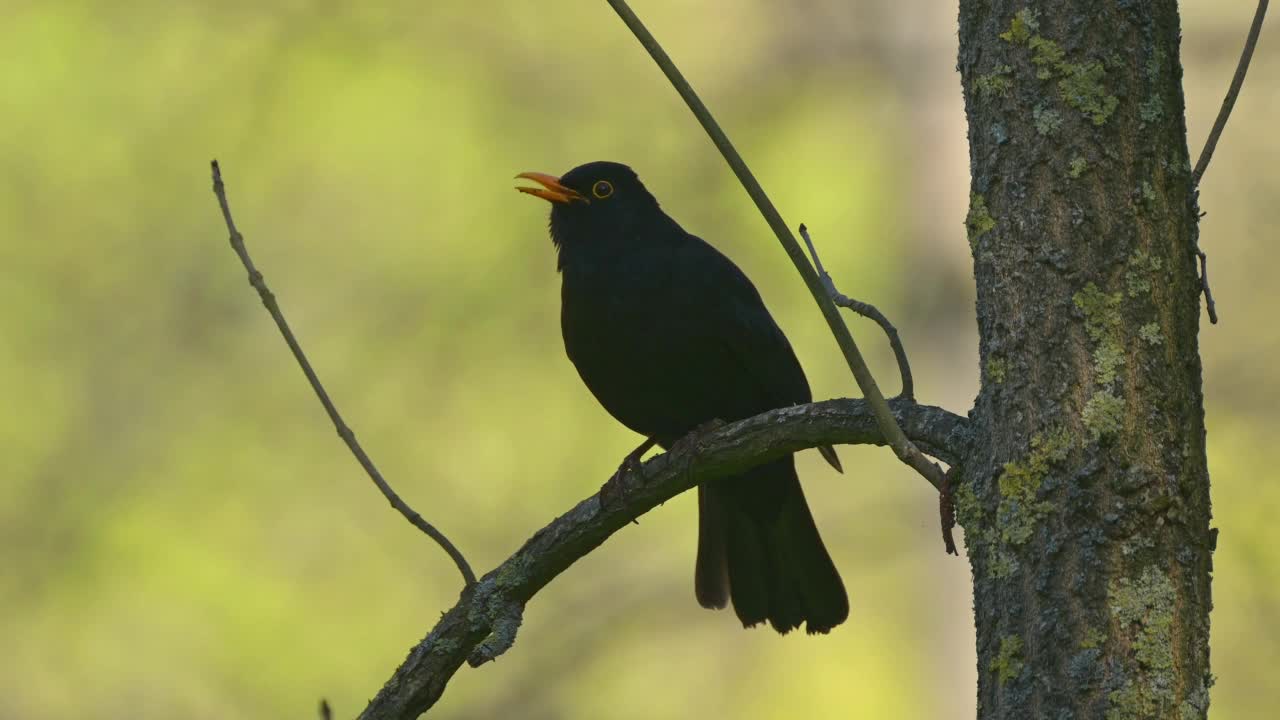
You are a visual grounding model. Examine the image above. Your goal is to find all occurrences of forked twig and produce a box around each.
[800,223,949,549]
[1197,247,1219,325]
[1188,0,1267,326]
[800,224,915,401]
[210,160,476,587]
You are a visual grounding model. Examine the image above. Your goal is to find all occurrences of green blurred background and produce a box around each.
[2,1,1275,717]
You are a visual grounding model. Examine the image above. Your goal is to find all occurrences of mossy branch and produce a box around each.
[356,398,969,719]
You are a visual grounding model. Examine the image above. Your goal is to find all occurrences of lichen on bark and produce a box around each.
[959,1,1212,718]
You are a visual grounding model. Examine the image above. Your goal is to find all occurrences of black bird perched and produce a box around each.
[517,161,848,634]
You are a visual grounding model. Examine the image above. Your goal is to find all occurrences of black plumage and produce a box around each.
[517,161,848,634]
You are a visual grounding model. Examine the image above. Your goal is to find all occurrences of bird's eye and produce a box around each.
[592,180,614,199]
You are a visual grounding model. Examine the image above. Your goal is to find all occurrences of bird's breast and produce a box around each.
[559,255,672,358]
[558,252,695,438]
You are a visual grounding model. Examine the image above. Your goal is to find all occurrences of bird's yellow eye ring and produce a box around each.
[592,180,614,199]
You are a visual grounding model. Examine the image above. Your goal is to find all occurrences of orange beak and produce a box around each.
[515,172,588,204]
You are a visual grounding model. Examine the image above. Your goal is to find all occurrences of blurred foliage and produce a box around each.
[0,1,1275,718]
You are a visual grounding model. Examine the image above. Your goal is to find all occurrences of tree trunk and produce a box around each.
[956,2,1213,718]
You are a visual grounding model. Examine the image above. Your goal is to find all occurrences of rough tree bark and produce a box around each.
[956,2,1213,718]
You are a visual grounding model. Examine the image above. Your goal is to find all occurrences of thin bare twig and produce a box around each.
[1192,0,1269,184]
[1197,248,1219,324]
[1189,0,1266,325]
[319,700,333,720]
[209,160,476,587]
[604,0,948,496]
[939,467,958,556]
[800,224,915,401]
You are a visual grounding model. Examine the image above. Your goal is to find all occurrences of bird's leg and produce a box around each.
[600,436,659,510]
[620,436,658,477]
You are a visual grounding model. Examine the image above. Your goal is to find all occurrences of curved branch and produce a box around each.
[1192,0,1269,184]
[1188,0,1267,326]
[357,398,969,720]
[800,224,915,400]
[603,0,948,494]
[209,160,477,587]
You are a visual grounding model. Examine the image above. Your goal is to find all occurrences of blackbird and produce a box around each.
[517,161,848,634]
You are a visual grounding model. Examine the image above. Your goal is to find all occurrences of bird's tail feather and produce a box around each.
[694,457,849,634]
[695,484,730,610]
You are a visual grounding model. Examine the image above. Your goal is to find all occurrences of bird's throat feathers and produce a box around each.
[548,193,664,272]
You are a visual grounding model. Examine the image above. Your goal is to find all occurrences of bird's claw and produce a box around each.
[600,438,657,511]
[600,455,640,505]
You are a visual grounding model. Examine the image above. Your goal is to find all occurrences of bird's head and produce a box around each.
[515,161,659,252]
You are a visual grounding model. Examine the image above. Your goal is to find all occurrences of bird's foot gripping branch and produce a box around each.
[599,436,658,510]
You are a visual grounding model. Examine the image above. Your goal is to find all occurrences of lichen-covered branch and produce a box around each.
[357,398,969,720]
